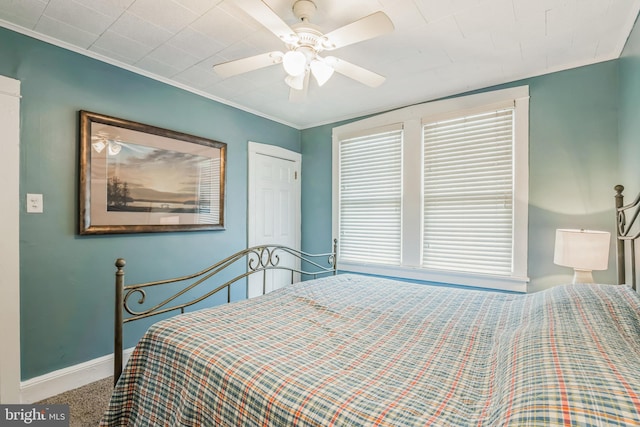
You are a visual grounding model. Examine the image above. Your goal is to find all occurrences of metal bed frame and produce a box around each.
[615,185,640,290]
[110,185,639,385]
[113,240,337,385]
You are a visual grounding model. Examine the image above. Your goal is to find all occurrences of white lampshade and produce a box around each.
[284,73,305,90]
[310,59,334,87]
[554,228,610,283]
[282,51,306,77]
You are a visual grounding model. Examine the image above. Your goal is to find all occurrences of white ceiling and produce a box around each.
[1,0,638,129]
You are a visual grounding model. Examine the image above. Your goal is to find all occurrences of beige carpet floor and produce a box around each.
[36,377,113,427]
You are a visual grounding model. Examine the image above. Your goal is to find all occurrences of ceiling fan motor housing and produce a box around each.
[289,1,329,53]
[292,0,317,22]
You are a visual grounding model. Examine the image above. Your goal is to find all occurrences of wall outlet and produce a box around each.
[26,193,43,213]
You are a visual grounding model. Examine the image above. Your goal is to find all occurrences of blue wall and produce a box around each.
[0,27,299,380]
[301,61,620,293]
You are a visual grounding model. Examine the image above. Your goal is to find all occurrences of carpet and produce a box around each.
[36,377,113,427]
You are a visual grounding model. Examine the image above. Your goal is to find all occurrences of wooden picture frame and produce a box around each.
[79,111,226,235]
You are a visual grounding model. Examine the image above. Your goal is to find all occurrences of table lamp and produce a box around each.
[554,228,610,283]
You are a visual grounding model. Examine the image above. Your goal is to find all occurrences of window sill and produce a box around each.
[338,261,529,293]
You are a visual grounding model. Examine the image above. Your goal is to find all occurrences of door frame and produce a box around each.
[247,141,301,251]
[0,75,21,403]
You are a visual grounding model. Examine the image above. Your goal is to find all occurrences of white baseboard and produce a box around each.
[20,348,134,404]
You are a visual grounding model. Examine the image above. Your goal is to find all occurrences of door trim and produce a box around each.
[247,141,301,250]
[0,75,21,403]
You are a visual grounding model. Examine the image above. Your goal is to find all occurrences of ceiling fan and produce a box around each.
[213,0,394,101]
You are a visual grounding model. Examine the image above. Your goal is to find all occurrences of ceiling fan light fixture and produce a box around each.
[212,0,394,97]
[310,59,334,86]
[285,73,305,90]
[282,50,307,76]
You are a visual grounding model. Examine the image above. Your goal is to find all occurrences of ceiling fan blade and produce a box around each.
[321,11,394,50]
[327,57,386,87]
[235,0,298,44]
[289,71,309,102]
[213,51,283,78]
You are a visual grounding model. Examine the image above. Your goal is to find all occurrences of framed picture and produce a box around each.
[79,111,226,235]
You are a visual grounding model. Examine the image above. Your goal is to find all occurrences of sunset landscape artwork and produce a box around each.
[106,142,214,215]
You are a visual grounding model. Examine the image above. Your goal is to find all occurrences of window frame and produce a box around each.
[332,86,530,292]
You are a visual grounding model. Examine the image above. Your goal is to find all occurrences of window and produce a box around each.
[422,108,514,275]
[338,125,403,265]
[332,87,529,292]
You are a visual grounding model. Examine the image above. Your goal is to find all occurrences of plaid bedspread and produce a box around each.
[100,274,640,426]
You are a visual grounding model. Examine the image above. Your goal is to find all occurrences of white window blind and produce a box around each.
[339,128,403,265]
[422,108,514,275]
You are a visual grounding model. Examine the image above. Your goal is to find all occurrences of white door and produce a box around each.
[248,142,301,297]
[0,75,21,403]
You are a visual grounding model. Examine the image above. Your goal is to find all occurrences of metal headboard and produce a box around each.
[615,185,640,290]
[113,240,338,385]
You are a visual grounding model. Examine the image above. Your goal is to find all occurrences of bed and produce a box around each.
[100,186,640,426]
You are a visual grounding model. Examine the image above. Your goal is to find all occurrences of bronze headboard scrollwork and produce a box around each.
[615,185,640,290]
[113,240,338,385]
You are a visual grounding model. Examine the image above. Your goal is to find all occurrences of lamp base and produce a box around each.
[572,269,594,284]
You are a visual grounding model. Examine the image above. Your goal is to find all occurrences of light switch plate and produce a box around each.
[26,193,43,213]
